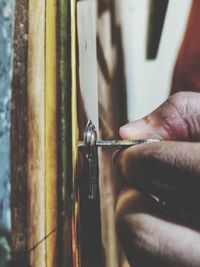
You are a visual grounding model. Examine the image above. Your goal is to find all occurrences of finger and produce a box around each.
[116,188,200,267]
[120,92,200,141]
[117,141,200,214]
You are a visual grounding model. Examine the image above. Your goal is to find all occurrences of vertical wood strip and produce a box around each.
[11,0,29,265]
[57,1,73,266]
[71,1,78,265]
[45,1,57,267]
[27,1,46,267]
[71,0,78,188]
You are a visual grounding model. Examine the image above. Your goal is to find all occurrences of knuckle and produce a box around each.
[169,91,187,103]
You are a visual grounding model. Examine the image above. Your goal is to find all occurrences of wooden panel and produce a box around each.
[45,0,58,267]
[11,1,127,267]
[12,1,76,266]
[27,1,46,266]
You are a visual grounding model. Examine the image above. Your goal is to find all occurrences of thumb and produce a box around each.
[120,92,200,141]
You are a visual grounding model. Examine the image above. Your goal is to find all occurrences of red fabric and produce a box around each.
[171,0,200,94]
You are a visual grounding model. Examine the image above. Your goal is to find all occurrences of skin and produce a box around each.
[115,92,200,267]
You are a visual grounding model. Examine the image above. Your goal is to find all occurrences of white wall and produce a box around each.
[116,0,192,120]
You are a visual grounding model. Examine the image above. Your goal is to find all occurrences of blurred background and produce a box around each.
[116,0,192,120]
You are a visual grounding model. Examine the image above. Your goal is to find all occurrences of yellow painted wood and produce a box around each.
[45,0,57,267]
[27,1,46,266]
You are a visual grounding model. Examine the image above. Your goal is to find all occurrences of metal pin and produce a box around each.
[78,138,160,149]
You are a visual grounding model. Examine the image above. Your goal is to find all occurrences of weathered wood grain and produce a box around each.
[27,1,46,266]
[11,0,29,265]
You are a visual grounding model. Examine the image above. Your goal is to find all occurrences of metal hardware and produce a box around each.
[79,120,160,149]
[83,121,99,200]
[79,121,160,200]
[79,138,160,148]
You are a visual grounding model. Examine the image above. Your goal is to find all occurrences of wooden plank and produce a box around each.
[27,1,46,266]
[11,0,29,265]
[45,1,58,267]
[71,1,79,266]
[57,0,73,266]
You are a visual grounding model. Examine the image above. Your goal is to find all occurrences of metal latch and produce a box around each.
[79,120,159,200]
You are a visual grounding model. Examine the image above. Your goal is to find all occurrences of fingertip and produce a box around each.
[119,119,148,139]
[119,124,131,139]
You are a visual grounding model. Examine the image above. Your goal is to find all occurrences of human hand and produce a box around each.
[115,92,200,267]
